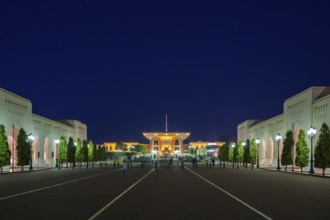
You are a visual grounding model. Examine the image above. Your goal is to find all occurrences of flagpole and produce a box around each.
[165,113,168,132]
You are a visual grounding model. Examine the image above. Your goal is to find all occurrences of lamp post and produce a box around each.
[275,133,282,171]
[242,142,246,168]
[12,124,15,172]
[129,145,135,158]
[231,143,235,168]
[55,138,60,169]
[307,126,317,174]
[28,134,35,170]
[129,145,134,168]
[256,138,260,168]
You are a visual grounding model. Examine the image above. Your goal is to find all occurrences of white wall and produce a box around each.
[0,87,87,171]
[238,86,330,170]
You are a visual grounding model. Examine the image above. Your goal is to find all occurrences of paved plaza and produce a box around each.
[1,162,330,220]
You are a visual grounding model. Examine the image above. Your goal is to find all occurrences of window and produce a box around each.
[154,140,159,145]
[174,139,180,145]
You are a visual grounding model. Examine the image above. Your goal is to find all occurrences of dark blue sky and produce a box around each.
[1,1,330,144]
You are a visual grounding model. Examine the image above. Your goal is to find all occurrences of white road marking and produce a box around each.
[185,167,272,220]
[88,168,155,220]
[0,169,121,201]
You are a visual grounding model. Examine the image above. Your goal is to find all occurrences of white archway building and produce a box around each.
[238,86,330,171]
[0,88,87,171]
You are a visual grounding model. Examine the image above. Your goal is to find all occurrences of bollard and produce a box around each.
[117,162,120,168]
[181,161,184,168]
[113,162,116,169]
[206,162,208,168]
[155,161,158,168]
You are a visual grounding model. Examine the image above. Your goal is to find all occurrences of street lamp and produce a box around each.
[55,138,60,169]
[307,126,317,174]
[242,142,246,168]
[231,143,235,168]
[275,133,282,171]
[256,138,260,168]
[129,145,134,168]
[28,134,35,170]
[129,145,135,157]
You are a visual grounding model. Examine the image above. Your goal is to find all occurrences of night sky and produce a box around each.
[1,1,330,144]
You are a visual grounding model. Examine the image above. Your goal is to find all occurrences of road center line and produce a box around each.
[185,167,272,220]
[0,169,121,201]
[88,168,155,220]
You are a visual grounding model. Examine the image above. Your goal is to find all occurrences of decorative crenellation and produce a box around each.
[8,108,24,116]
[314,104,328,121]
[288,100,306,116]
[5,99,28,111]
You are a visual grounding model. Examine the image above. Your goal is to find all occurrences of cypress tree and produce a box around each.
[75,138,82,168]
[228,143,234,162]
[250,139,257,169]
[67,137,76,168]
[59,136,67,168]
[237,141,244,164]
[219,143,228,162]
[0,125,11,173]
[314,123,330,176]
[88,140,95,168]
[281,130,294,171]
[295,129,309,172]
[243,139,251,167]
[81,140,88,168]
[16,128,30,171]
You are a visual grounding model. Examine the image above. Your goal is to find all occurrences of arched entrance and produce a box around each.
[44,137,50,166]
[7,125,18,171]
[268,137,274,167]
[32,136,39,167]
[260,139,266,167]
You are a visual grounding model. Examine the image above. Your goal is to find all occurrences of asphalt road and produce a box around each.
[1,162,330,220]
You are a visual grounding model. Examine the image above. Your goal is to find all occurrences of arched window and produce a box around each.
[154,140,159,145]
[174,139,180,145]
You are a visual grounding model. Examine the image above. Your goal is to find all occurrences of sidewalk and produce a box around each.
[0,166,52,174]
[261,166,330,178]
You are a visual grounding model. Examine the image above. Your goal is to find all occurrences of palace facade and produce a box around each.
[237,86,330,170]
[0,88,87,171]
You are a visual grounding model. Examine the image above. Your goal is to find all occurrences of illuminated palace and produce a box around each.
[103,134,225,156]
[104,132,190,156]
[143,132,190,156]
